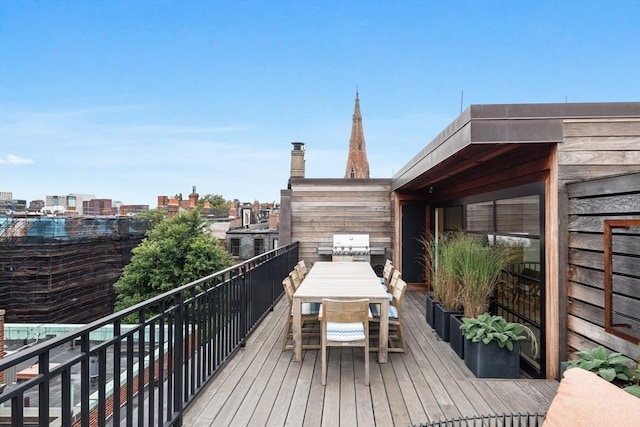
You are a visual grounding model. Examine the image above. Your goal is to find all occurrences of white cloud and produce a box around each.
[0,154,34,165]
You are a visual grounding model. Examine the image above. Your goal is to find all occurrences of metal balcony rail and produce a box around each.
[0,241,299,427]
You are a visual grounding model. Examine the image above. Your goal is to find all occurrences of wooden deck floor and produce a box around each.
[183,290,558,427]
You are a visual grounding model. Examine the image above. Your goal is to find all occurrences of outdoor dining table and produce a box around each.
[292,261,390,363]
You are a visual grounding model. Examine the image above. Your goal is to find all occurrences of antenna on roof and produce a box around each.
[460,90,464,113]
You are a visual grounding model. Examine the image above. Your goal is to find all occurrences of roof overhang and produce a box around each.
[392,102,640,194]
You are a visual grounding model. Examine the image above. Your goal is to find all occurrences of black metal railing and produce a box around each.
[0,242,299,427]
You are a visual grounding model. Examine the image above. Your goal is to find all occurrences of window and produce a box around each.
[435,183,545,378]
[443,205,463,231]
[254,238,264,256]
[230,238,240,256]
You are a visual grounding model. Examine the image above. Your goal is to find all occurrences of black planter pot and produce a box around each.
[433,303,461,342]
[425,293,436,328]
[449,314,465,358]
[464,339,520,378]
[559,361,569,379]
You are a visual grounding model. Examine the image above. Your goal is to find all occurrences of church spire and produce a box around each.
[344,89,370,179]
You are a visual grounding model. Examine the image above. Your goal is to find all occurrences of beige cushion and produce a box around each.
[543,367,640,427]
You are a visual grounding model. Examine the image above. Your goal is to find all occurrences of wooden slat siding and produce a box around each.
[561,118,640,362]
[288,179,394,266]
[570,194,640,215]
[562,119,640,137]
[561,136,640,150]
[569,233,639,253]
[557,164,640,183]
[557,150,640,165]
[569,215,640,232]
[570,265,638,297]
[184,291,559,427]
[569,248,638,277]
[569,299,605,328]
[567,315,640,357]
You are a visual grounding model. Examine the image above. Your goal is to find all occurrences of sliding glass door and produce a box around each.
[433,183,545,377]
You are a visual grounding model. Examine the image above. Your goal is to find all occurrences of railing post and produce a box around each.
[173,292,184,424]
[240,264,247,347]
[38,351,49,427]
[80,334,90,427]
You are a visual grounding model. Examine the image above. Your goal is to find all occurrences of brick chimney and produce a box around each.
[290,142,305,178]
[167,198,180,219]
[157,195,169,208]
[268,211,279,230]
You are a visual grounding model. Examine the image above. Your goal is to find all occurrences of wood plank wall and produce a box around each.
[560,118,640,361]
[287,179,394,267]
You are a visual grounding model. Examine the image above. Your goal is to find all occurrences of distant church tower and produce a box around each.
[344,90,370,179]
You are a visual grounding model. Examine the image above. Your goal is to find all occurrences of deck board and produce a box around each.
[183,290,559,427]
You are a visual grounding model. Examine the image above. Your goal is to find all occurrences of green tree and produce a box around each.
[198,193,232,217]
[115,208,235,314]
[134,209,167,230]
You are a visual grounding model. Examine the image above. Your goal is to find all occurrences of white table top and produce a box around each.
[293,262,387,300]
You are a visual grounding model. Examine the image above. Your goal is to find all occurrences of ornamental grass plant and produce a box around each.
[457,235,518,318]
[423,232,464,311]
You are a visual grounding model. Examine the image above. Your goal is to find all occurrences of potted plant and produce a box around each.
[426,232,464,342]
[450,236,516,357]
[460,313,536,378]
[448,310,466,358]
[458,236,518,319]
[418,233,438,328]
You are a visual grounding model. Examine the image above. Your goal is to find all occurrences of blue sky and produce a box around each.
[1,0,639,208]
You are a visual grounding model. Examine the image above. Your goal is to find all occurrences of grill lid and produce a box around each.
[332,234,370,255]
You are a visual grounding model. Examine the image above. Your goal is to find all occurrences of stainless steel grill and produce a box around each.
[317,233,385,262]
[331,234,371,262]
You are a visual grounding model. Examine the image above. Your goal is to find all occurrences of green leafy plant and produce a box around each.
[625,384,640,398]
[568,346,635,384]
[460,313,535,352]
[622,354,640,398]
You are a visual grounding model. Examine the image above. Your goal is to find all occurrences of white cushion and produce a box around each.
[326,322,365,341]
[369,304,398,319]
[290,302,320,316]
[303,302,320,315]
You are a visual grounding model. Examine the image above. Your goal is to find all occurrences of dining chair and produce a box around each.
[320,298,370,386]
[379,260,394,289]
[369,278,407,353]
[371,267,399,324]
[289,269,303,289]
[387,269,401,293]
[281,277,320,351]
[297,260,308,277]
[295,262,307,281]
